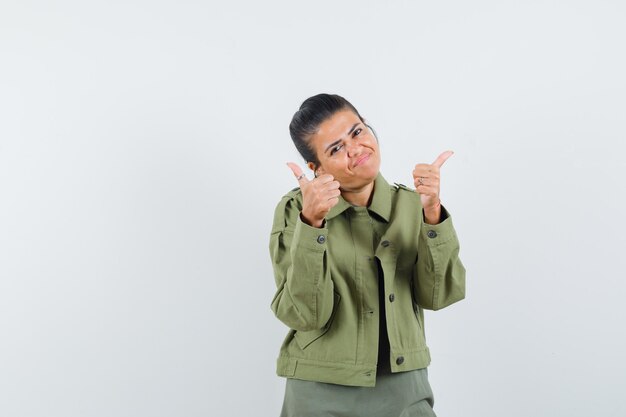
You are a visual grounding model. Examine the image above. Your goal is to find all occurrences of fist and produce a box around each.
[287,163,341,228]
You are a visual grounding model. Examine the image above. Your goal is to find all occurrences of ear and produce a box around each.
[307,161,324,177]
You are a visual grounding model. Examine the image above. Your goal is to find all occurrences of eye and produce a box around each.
[330,144,344,156]
[353,128,362,136]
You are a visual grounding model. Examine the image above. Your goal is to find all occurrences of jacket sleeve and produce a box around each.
[269,193,335,331]
[413,206,466,310]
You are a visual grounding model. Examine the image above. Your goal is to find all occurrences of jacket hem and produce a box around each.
[276,347,431,387]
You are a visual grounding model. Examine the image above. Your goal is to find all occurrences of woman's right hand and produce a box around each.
[287,162,341,228]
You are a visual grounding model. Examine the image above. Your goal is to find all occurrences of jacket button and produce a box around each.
[396,356,404,365]
[317,235,326,244]
[389,293,395,302]
[381,240,390,247]
[427,230,437,239]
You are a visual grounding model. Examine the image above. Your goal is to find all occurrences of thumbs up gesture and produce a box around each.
[413,150,454,225]
[286,163,341,228]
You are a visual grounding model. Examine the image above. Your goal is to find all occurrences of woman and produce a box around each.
[269,94,466,417]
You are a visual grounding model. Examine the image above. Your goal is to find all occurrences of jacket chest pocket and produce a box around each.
[294,291,341,350]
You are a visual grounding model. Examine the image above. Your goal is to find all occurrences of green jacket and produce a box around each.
[269,173,465,387]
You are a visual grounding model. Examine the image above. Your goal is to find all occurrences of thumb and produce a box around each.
[286,162,309,185]
[432,150,454,168]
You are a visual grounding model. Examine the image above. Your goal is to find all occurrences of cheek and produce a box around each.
[331,158,349,171]
[364,141,379,157]
[361,133,377,147]
[323,158,349,175]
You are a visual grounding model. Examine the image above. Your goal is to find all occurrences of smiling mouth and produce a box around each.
[353,154,370,167]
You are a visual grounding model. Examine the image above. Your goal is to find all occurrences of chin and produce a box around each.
[362,162,380,179]
[353,167,379,185]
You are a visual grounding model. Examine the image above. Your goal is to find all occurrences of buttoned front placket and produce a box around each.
[347,206,380,372]
[375,232,402,371]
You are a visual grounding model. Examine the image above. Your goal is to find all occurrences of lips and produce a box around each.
[353,153,371,168]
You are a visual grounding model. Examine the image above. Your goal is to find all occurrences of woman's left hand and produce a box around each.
[413,150,454,225]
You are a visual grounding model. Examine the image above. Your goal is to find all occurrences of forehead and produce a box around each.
[311,110,362,145]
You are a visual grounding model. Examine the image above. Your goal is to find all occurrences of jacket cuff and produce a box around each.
[421,206,457,246]
[292,213,329,252]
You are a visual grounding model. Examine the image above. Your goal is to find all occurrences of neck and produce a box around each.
[341,180,375,207]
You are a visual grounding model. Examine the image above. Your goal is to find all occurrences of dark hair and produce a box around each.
[289,93,365,167]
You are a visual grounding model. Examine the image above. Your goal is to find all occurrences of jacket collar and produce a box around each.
[326,173,391,222]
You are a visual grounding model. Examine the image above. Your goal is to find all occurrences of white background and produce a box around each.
[1,1,625,416]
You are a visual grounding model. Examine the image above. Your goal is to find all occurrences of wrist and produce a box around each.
[423,201,442,225]
[300,211,324,228]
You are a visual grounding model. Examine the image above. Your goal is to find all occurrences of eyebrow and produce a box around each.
[324,122,361,154]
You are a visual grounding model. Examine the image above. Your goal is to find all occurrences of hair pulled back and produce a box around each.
[289,94,364,167]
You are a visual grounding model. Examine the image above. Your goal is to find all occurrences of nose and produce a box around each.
[345,138,362,158]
